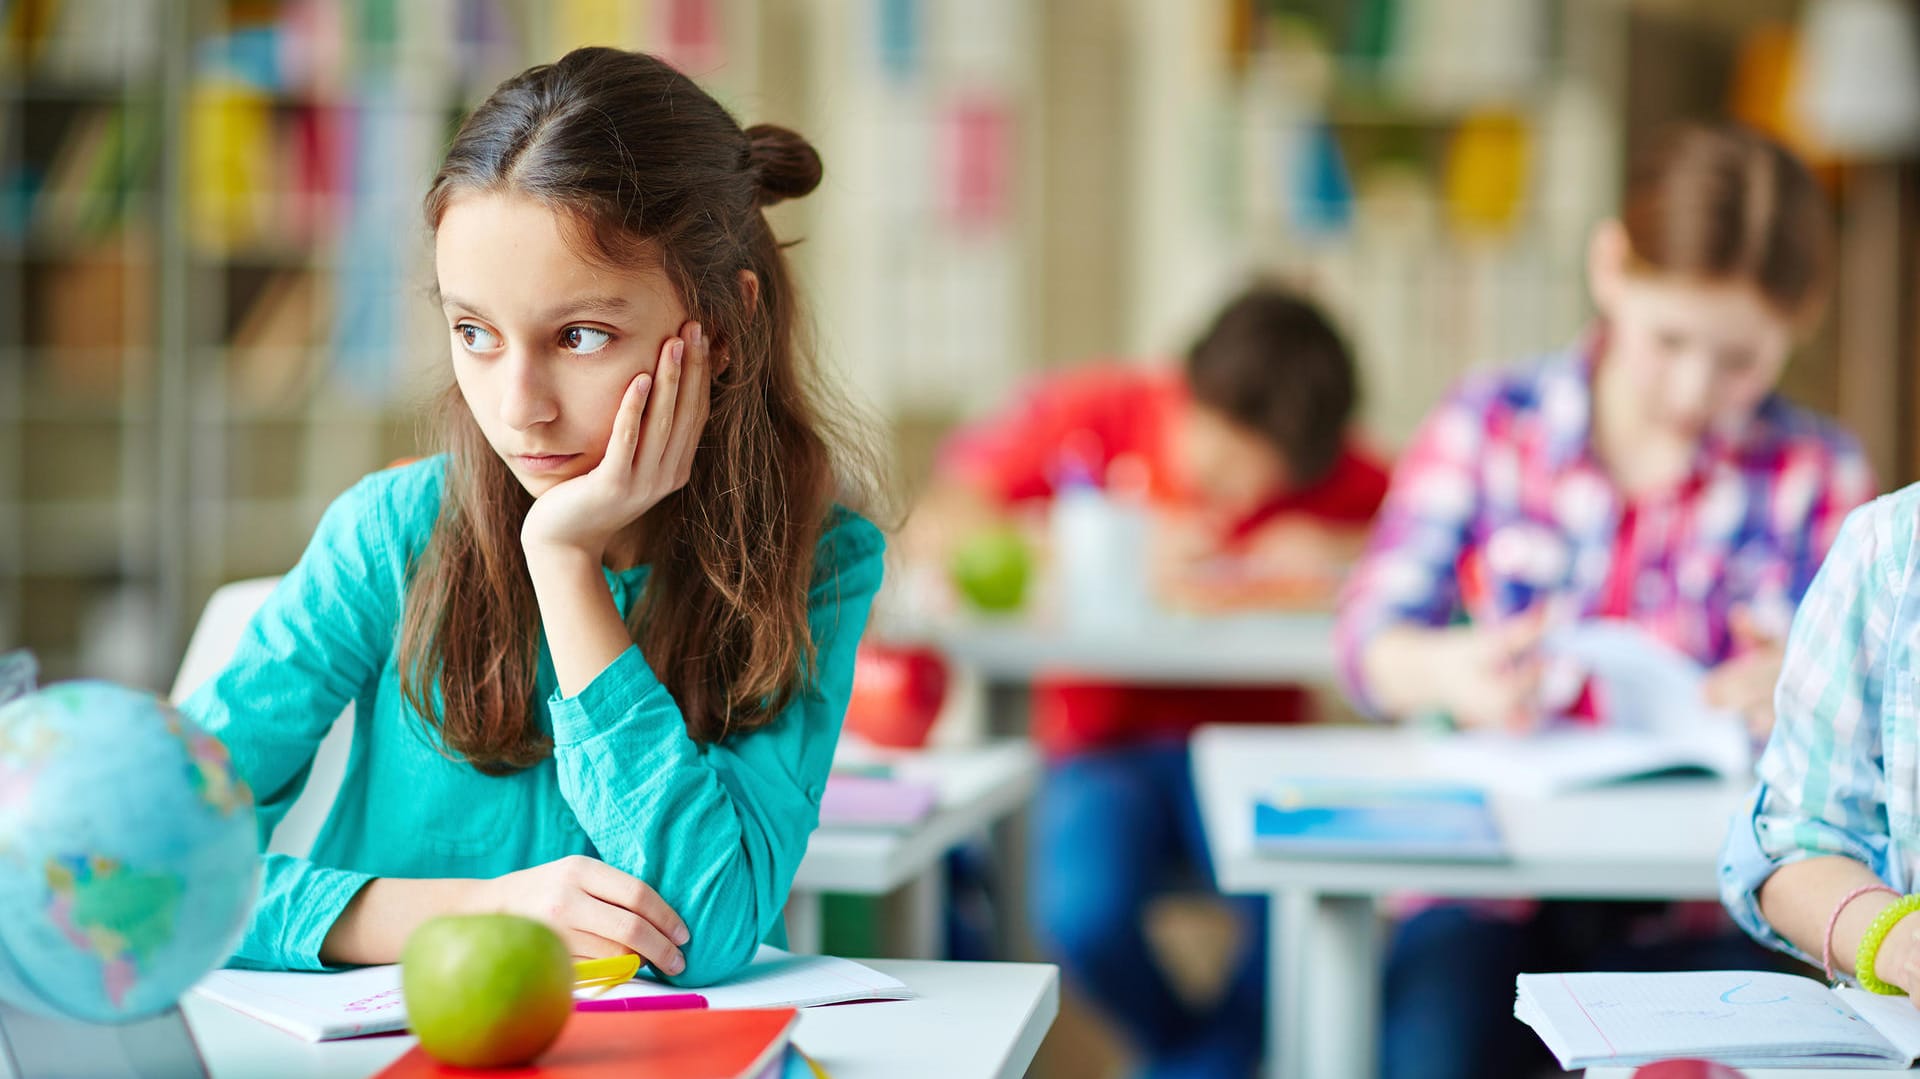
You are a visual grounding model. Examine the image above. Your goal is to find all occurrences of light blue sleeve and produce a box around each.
[543,511,885,987]
[1720,496,1903,965]
[182,474,405,971]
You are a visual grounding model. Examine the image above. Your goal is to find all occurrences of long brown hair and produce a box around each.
[1619,123,1833,323]
[399,47,871,775]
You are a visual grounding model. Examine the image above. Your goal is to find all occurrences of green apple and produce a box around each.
[950,526,1032,613]
[401,914,573,1068]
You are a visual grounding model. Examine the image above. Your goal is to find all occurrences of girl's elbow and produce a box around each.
[660,935,757,988]
[658,909,762,988]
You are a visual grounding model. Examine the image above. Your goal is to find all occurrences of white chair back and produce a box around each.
[173,577,353,859]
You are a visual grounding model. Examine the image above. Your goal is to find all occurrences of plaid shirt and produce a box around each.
[1334,343,1875,719]
[1722,486,1920,967]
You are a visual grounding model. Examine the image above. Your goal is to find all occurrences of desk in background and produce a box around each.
[788,740,1039,958]
[1191,724,1752,1079]
[896,611,1337,687]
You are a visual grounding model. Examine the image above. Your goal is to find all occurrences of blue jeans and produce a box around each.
[1381,902,1787,1079]
[1029,743,1266,1079]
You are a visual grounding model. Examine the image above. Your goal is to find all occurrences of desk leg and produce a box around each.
[901,860,947,959]
[1269,891,1378,1079]
[785,890,824,955]
[1269,890,1306,1079]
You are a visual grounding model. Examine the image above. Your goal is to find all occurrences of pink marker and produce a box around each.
[575,992,709,1013]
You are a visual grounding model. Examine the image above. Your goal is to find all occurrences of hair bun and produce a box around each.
[745,124,822,206]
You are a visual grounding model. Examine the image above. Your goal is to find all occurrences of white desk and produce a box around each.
[893,612,1338,685]
[785,741,1040,958]
[182,959,1060,1079]
[1192,724,1752,1079]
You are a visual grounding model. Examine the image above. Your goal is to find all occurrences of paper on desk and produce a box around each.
[1515,970,1918,1069]
[1433,620,1754,796]
[193,946,912,1042]
[1545,620,1741,738]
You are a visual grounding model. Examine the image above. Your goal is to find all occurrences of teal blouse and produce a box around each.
[183,456,885,985]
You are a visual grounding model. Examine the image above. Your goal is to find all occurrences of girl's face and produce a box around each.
[1588,220,1796,444]
[435,192,688,496]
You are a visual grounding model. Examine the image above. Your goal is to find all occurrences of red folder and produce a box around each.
[374,1007,799,1079]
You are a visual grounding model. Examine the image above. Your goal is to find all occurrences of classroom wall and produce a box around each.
[2,0,1913,694]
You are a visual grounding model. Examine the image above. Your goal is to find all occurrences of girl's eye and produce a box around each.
[561,326,613,355]
[456,323,500,352]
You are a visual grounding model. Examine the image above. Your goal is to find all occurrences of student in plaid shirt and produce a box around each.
[1720,487,1920,994]
[1334,125,1876,1078]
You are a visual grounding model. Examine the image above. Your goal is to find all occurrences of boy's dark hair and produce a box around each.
[1184,286,1359,486]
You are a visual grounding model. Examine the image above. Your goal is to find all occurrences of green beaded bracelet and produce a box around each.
[1856,893,1920,994]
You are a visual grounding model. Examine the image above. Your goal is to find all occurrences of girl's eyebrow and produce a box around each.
[438,293,632,323]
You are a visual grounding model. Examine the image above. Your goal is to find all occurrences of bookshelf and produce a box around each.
[1117,0,1631,449]
[2,0,770,688]
[1,0,167,687]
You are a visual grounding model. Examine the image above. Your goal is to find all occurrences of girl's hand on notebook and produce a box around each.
[467,855,692,976]
[522,320,712,561]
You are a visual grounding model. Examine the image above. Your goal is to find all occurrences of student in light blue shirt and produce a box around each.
[1721,483,1920,991]
[184,47,884,987]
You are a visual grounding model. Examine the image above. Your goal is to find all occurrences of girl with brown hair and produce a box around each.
[184,47,883,987]
[1332,124,1876,1077]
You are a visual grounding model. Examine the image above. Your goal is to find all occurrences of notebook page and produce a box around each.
[1835,987,1920,1065]
[590,947,913,1010]
[193,964,406,1041]
[1515,971,1901,1067]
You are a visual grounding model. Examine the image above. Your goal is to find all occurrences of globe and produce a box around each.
[0,681,259,1023]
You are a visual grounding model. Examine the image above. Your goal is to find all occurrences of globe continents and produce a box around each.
[0,681,259,1022]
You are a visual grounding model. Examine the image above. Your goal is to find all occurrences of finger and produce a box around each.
[561,929,631,961]
[666,322,711,480]
[1702,662,1737,707]
[572,893,684,976]
[1729,607,1772,650]
[1705,657,1773,710]
[1500,659,1544,732]
[1497,606,1550,655]
[636,338,685,472]
[576,860,690,946]
[674,321,710,429]
[601,371,653,478]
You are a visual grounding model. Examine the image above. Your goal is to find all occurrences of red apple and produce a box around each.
[844,644,950,748]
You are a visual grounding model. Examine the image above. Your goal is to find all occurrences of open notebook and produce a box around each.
[194,946,912,1042]
[1434,620,1755,796]
[1516,970,1920,1069]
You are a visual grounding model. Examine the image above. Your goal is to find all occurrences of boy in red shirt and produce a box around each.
[915,287,1388,1076]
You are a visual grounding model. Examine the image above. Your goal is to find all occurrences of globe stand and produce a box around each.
[0,1002,209,1079]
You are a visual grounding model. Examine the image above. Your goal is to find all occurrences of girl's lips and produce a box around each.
[515,453,581,473]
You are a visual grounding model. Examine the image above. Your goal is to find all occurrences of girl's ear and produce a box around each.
[737,269,761,317]
[1587,218,1632,320]
[718,269,761,377]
